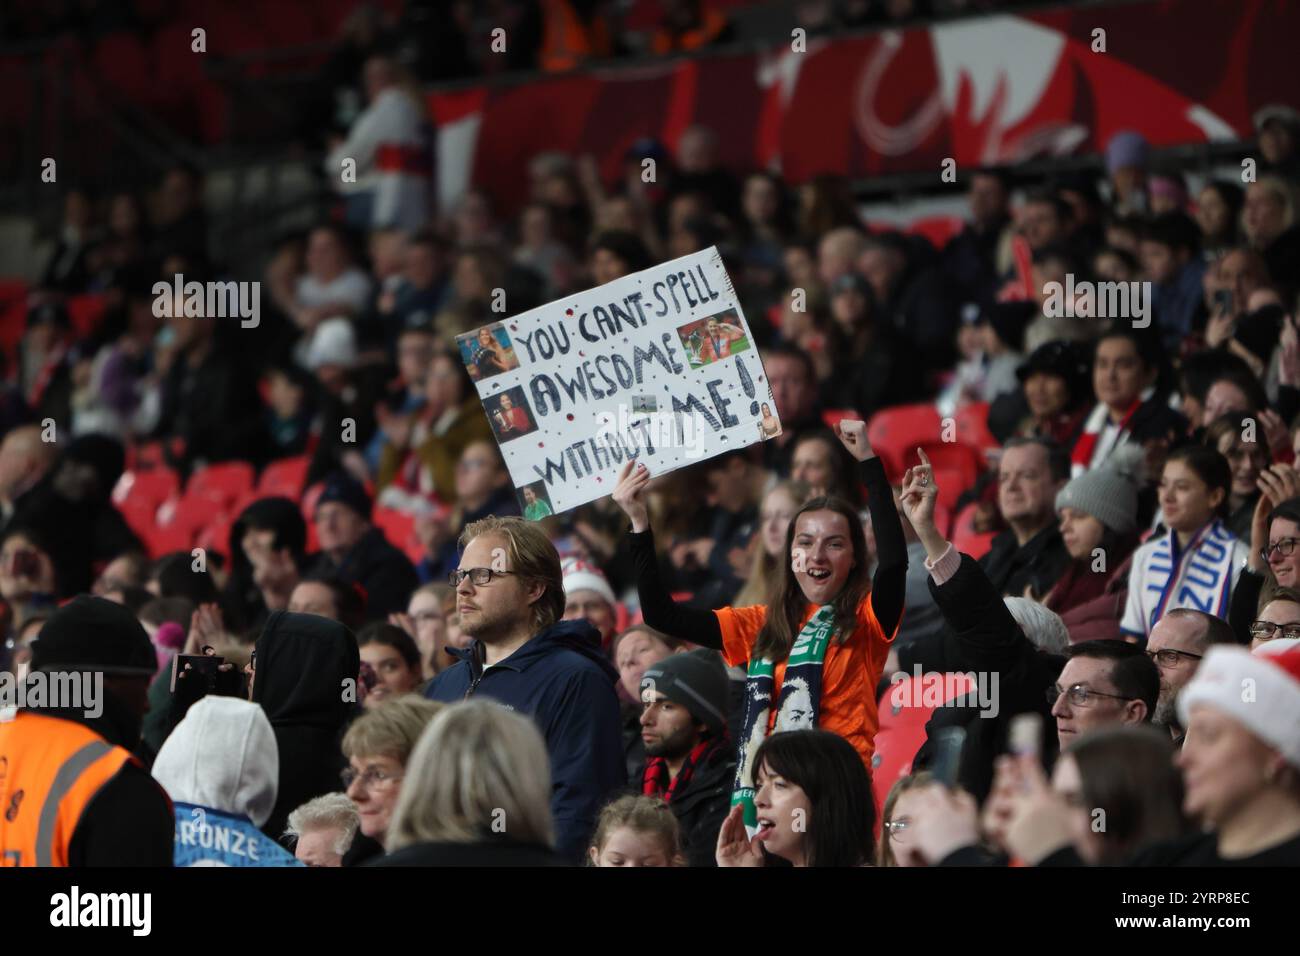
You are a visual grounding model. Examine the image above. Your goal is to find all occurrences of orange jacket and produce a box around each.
[0,711,137,867]
[715,597,895,771]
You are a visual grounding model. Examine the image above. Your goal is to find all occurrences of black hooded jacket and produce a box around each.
[251,611,361,842]
[307,526,419,622]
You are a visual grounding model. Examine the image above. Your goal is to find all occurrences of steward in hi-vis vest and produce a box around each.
[0,596,172,866]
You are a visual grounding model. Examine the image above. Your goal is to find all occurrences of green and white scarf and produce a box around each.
[731,604,836,829]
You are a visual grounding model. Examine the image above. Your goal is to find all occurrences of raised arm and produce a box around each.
[900,450,1027,666]
[614,460,724,649]
[834,419,906,634]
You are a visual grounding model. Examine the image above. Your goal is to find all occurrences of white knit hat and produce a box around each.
[560,557,615,607]
[1178,643,1300,769]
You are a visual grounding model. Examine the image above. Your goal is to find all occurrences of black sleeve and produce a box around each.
[1229,567,1264,644]
[628,527,723,649]
[68,763,175,866]
[1279,386,1300,426]
[928,554,1032,672]
[863,457,906,634]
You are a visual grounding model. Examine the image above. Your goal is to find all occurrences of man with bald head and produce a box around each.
[1145,608,1238,742]
[0,425,56,530]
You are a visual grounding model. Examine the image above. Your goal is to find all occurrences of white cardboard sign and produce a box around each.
[456,247,782,518]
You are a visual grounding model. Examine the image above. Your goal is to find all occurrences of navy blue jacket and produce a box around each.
[424,618,623,863]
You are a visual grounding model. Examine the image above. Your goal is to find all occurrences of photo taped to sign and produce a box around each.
[467,247,780,516]
[457,321,520,382]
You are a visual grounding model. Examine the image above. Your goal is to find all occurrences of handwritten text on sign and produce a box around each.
[458,247,780,516]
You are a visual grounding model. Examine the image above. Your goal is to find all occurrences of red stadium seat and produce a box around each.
[821,408,859,432]
[950,500,998,561]
[0,277,28,359]
[187,462,255,508]
[914,442,986,495]
[257,455,310,500]
[196,512,236,561]
[301,481,325,552]
[867,404,941,479]
[113,468,181,510]
[952,402,1001,456]
[871,672,976,829]
[65,293,107,340]
[372,507,425,566]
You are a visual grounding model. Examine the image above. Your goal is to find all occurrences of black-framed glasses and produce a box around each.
[1145,648,1204,667]
[883,817,912,841]
[1047,684,1134,707]
[1260,538,1300,563]
[1248,621,1300,642]
[449,567,515,587]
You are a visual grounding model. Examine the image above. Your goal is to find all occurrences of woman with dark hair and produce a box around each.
[1195,181,1244,260]
[1203,413,1269,540]
[1121,445,1250,639]
[614,420,904,829]
[910,724,1192,866]
[715,730,875,867]
[790,430,862,505]
[1001,725,1192,865]
[356,622,425,704]
[1071,324,1185,479]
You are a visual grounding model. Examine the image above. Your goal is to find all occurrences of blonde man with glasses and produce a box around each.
[424,516,622,863]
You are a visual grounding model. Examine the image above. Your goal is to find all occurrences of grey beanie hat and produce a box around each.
[1055,443,1145,534]
[641,648,730,735]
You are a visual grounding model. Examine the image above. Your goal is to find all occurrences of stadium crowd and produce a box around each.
[4,6,1300,869]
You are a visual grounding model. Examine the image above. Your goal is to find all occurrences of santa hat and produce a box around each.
[1178,643,1300,769]
[560,557,615,607]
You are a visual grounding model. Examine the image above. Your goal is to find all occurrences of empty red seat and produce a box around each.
[952,402,1000,456]
[871,672,976,830]
[821,408,860,432]
[950,500,998,561]
[113,468,181,510]
[867,404,941,479]
[196,512,236,561]
[372,507,425,566]
[257,455,310,500]
[66,293,107,339]
[187,462,255,508]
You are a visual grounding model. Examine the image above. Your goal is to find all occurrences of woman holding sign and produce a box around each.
[613,419,905,839]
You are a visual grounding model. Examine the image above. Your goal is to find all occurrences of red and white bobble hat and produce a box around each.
[1178,642,1300,769]
[560,557,616,608]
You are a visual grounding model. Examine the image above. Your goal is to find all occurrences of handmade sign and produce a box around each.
[457,247,781,517]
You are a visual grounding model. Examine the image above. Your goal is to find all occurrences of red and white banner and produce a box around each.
[430,0,1297,213]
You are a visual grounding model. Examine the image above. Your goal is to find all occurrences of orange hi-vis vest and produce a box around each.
[0,711,137,867]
